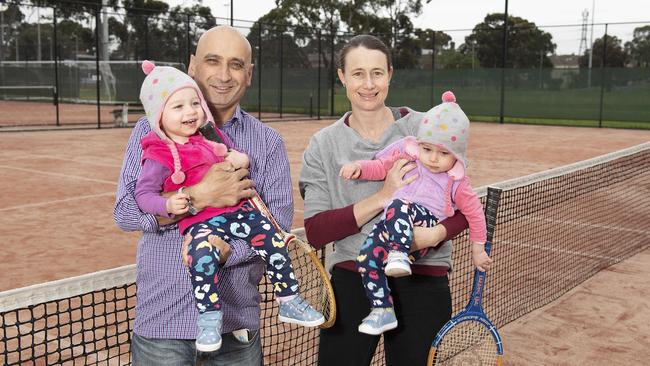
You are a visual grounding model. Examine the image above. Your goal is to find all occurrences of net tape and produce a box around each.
[2,141,650,365]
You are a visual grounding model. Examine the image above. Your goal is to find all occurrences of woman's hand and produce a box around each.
[376,159,418,205]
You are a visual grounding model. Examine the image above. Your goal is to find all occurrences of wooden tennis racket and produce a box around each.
[248,194,336,329]
[427,187,503,365]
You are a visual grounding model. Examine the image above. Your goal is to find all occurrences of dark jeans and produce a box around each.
[318,266,452,366]
[131,330,262,366]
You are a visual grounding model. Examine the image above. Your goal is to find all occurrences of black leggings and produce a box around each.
[318,266,452,366]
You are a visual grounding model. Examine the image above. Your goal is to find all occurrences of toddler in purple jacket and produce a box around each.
[340,91,492,335]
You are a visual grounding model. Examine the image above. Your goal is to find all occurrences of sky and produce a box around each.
[172,0,650,54]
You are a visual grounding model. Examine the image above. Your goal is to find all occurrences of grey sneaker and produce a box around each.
[196,311,222,352]
[278,295,325,327]
[358,307,398,335]
[385,251,412,277]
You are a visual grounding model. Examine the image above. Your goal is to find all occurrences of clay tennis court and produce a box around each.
[1,119,649,364]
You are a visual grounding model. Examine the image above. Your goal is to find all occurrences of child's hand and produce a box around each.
[166,193,189,215]
[225,150,250,170]
[471,242,493,272]
[340,163,362,180]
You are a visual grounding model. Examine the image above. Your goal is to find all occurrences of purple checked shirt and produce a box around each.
[113,105,293,338]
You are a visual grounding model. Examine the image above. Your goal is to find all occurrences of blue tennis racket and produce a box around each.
[428,188,503,366]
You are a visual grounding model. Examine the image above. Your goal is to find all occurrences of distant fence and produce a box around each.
[0,2,648,129]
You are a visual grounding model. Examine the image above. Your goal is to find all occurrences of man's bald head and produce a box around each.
[196,25,252,65]
[189,25,254,124]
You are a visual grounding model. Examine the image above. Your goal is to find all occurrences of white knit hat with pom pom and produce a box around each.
[139,60,217,184]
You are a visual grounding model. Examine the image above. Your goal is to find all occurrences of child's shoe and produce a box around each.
[358,307,398,335]
[196,311,222,352]
[384,251,412,277]
[278,295,325,327]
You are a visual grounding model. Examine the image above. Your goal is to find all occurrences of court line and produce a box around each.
[1,154,122,168]
[498,239,619,261]
[516,214,650,235]
[0,192,116,212]
[0,164,117,185]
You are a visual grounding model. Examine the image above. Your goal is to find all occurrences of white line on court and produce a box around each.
[0,192,115,212]
[498,239,619,261]
[515,214,650,235]
[2,154,122,168]
[0,165,117,185]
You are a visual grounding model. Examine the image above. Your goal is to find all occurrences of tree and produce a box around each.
[579,35,628,68]
[625,25,650,67]
[465,13,556,68]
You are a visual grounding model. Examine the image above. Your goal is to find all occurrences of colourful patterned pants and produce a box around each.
[186,201,298,313]
[357,199,439,308]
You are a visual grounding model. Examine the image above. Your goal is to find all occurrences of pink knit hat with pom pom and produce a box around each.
[139,60,219,184]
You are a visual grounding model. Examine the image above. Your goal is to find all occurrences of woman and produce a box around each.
[299,35,470,365]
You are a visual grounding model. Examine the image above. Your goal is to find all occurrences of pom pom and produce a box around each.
[213,143,228,157]
[441,91,456,103]
[142,60,155,75]
[171,170,186,185]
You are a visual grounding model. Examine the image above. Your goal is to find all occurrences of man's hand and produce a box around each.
[189,162,255,210]
[182,234,232,266]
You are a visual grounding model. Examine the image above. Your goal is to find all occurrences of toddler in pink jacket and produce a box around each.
[340,91,491,335]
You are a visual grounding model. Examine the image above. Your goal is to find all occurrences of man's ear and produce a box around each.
[188,55,196,77]
[247,63,254,86]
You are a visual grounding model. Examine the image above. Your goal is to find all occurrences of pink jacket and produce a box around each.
[140,131,244,234]
[357,137,487,242]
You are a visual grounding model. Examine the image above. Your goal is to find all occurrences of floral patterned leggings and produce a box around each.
[186,201,298,313]
[356,199,439,308]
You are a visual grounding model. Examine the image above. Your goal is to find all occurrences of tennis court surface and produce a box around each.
[1,120,649,365]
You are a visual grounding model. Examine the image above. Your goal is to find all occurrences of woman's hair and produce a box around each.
[337,35,392,71]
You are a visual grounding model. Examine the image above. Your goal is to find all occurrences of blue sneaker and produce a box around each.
[278,295,325,327]
[358,307,398,335]
[196,311,222,352]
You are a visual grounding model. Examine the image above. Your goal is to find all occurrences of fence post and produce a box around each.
[330,27,335,117]
[144,17,149,60]
[279,30,283,118]
[598,23,608,128]
[185,13,191,68]
[317,29,321,120]
[53,6,60,127]
[95,6,101,129]
[431,31,436,107]
[499,0,509,124]
[258,24,262,120]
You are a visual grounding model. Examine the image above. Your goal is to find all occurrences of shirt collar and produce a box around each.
[223,105,244,128]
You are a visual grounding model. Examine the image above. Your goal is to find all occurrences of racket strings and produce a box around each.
[433,321,499,365]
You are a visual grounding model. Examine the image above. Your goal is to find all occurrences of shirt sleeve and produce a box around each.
[453,178,487,242]
[134,159,173,218]
[304,205,359,250]
[113,119,161,233]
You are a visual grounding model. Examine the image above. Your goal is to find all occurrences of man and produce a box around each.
[114,25,293,365]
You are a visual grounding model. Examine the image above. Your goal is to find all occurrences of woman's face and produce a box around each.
[337,46,392,113]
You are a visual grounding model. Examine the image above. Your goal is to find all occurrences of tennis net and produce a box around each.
[2,142,649,365]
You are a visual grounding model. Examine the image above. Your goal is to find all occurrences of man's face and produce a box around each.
[189,29,253,114]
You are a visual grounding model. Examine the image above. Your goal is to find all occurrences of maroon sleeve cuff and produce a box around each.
[304,205,360,250]
[439,210,469,242]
